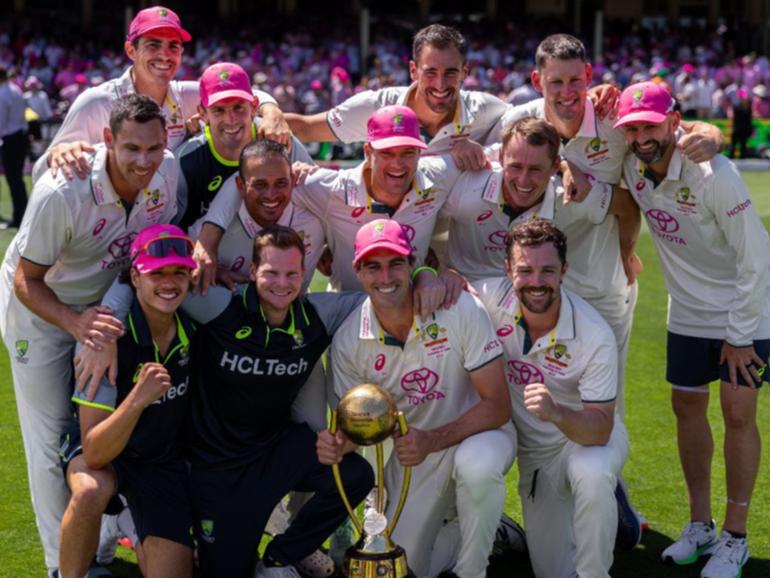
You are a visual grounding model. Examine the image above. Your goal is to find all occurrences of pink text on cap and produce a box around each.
[200,62,257,108]
[353,219,413,265]
[367,105,427,151]
[614,81,676,128]
[127,6,191,43]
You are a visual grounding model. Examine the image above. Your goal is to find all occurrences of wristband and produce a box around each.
[411,266,438,281]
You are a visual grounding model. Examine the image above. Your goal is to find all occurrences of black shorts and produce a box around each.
[666,332,770,388]
[59,423,194,547]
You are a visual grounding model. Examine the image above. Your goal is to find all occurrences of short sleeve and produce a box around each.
[326,90,381,143]
[18,184,73,267]
[454,293,503,372]
[203,174,241,230]
[307,292,365,334]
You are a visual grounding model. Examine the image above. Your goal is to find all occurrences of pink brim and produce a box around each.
[614,111,668,128]
[369,136,427,150]
[353,242,412,265]
[204,90,256,108]
[134,254,197,274]
[129,25,192,43]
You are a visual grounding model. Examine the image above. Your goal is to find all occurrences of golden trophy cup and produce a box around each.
[330,383,414,578]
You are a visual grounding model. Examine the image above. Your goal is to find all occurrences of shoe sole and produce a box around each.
[662,542,714,565]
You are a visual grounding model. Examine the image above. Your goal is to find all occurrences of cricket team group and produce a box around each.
[1,5,768,578]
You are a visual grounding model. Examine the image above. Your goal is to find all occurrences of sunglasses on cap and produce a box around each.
[138,235,194,259]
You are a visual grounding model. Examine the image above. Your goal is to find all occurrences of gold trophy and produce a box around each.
[330,383,414,578]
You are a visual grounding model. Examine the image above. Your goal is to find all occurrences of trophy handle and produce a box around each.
[386,411,411,537]
[329,409,364,536]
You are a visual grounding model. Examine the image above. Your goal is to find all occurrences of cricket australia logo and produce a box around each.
[15,340,29,363]
[200,519,215,543]
[400,368,444,405]
[506,360,543,388]
[219,70,230,83]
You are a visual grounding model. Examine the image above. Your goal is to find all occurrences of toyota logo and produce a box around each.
[506,360,543,386]
[401,224,416,242]
[400,367,439,394]
[496,324,513,337]
[107,233,136,260]
[645,209,680,234]
[488,230,508,246]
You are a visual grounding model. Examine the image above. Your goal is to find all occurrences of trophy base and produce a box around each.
[344,545,415,578]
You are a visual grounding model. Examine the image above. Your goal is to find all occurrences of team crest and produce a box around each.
[632,90,644,105]
[219,70,230,82]
[200,519,215,543]
[553,343,567,359]
[392,114,403,127]
[158,8,168,17]
[373,221,386,237]
[15,340,28,361]
[425,323,439,340]
[293,330,304,347]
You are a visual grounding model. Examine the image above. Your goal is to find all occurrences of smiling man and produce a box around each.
[32,6,288,183]
[175,62,313,230]
[616,81,770,578]
[317,218,516,578]
[475,219,627,578]
[0,94,178,577]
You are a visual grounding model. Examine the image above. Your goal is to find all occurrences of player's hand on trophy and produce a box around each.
[588,83,620,120]
[132,363,172,408]
[74,340,118,400]
[451,138,490,171]
[393,427,434,466]
[49,141,96,180]
[523,382,563,423]
[258,103,292,148]
[317,429,356,465]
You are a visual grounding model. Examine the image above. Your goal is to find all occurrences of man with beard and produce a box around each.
[0,94,178,577]
[33,6,288,183]
[475,219,627,578]
[492,33,723,418]
[616,81,770,578]
[317,218,516,578]
[175,62,313,230]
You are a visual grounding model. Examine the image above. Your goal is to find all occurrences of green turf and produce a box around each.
[1,174,769,577]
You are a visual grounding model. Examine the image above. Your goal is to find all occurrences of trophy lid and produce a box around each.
[337,383,397,446]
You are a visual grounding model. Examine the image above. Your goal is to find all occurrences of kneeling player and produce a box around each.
[59,224,198,578]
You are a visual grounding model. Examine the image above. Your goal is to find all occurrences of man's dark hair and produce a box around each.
[412,24,467,62]
[505,219,568,266]
[501,117,560,163]
[535,34,587,69]
[109,94,166,137]
[252,224,306,269]
[239,139,291,179]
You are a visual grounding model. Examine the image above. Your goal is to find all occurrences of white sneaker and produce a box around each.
[95,513,121,565]
[701,531,749,578]
[253,560,302,578]
[492,513,527,555]
[294,549,335,578]
[662,520,717,565]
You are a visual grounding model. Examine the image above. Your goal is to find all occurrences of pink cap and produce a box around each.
[367,105,427,151]
[614,81,676,128]
[199,62,256,108]
[127,6,191,43]
[353,219,412,265]
[682,63,696,74]
[130,224,196,274]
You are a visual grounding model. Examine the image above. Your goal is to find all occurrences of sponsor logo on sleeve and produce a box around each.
[496,324,513,337]
[726,199,752,218]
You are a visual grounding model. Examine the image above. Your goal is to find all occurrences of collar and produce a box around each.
[401,83,472,136]
[112,67,136,99]
[237,202,295,239]
[344,161,437,211]
[115,66,182,125]
[240,283,311,347]
[505,286,577,353]
[634,128,686,186]
[204,124,257,168]
[89,145,121,206]
[358,297,420,347]
[127,296,194,362]
[574,99,599,139]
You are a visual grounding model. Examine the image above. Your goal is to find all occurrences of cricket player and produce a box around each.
[201,105,457,305]
[59,224,198,578]
[616,81,770,578]
[317,218,516,578]
[475,219,628,578]
[175,62,313,229]
[491,33,724,417]
[0,94,178,576]
[33,6,287,183]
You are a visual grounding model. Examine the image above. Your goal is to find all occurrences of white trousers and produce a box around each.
[385,424,517,578]
[584,282,638,418]
[2,294,79,572]
[518,420,628,578]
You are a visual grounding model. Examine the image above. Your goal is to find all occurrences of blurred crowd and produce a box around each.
[2,14,769,149]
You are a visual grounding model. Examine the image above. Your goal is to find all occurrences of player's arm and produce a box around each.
[257,102,292,148]
[679,120,725,163]
[285,112,337,143]
[13,260,122,346]
[78,363,171,469]
[609,186,643,284]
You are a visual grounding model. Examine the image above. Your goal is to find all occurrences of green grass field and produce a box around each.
[1,174,770,577]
